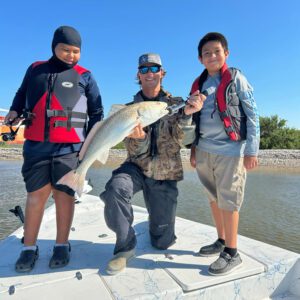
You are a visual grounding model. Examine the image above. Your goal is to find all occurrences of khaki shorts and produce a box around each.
[195,149,246,211]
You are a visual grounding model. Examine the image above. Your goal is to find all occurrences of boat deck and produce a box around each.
[0,195,299,299]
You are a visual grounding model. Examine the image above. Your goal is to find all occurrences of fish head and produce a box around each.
[137,101,168,127]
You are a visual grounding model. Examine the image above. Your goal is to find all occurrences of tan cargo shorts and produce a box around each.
[195,149,246,211]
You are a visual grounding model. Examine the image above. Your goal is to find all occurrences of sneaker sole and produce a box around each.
[208,261,243,276]
[49,258,70,269]
[106,268,123,276]
[195,251,222,257]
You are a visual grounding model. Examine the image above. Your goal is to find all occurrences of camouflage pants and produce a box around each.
[100,162,178,255]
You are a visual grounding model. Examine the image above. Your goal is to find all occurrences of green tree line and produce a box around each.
[259,115,300,149]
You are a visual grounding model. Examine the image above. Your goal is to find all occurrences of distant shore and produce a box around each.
[0,147,300,169]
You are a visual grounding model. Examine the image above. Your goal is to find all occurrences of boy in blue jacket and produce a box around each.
[190,32,260,275]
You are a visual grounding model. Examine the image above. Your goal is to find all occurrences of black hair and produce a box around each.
[198,32,228,57]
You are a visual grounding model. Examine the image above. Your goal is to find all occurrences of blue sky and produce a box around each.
[1,0,300,129]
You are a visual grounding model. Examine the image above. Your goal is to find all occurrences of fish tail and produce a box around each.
[57,170,86,197]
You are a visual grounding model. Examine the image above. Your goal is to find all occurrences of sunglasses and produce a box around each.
[138,65,161,74]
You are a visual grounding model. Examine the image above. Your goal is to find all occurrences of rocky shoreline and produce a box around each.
[0,147,300,168]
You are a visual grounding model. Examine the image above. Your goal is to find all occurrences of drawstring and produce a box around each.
[211,95,218,119]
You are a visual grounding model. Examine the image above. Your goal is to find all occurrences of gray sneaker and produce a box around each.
[196,240,225,257]
[106,249,135,275]
[208,252,242,276]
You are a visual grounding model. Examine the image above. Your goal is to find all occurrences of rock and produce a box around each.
[0,147,23,160]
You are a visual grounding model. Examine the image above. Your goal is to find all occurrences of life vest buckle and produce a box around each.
[22,109,35,126]
[219,111,230,120]
[47,109,66,117]
[224,125,235,133]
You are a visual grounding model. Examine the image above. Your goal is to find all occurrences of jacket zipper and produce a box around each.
[45,74,55,141]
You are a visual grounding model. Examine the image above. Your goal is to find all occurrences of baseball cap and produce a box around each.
[138,53,162,67]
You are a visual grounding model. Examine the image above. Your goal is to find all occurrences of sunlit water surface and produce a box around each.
[1,160,299,253]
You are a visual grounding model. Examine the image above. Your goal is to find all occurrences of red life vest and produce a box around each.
[191,63,246,143]
[24,61,89,143]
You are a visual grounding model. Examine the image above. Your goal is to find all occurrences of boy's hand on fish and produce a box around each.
[184,90,206,115]
[127,123,146,139]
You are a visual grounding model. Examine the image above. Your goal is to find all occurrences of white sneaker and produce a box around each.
[106,249,135,275]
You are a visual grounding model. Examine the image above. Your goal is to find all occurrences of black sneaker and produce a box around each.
[15,246,39,272]
[49,243,71,269]
[208,251,242,276]
[196,240,225,257]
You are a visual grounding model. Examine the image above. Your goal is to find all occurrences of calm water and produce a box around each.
[0,160,299,253]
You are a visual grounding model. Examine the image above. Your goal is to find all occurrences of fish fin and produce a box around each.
[108,104,126,117]
[57,170,86,197]
[79,121,104,161]
[96,148,110,164]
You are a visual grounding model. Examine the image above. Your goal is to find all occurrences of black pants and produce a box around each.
[100,162,178,255]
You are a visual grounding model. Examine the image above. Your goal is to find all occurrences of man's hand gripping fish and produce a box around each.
[57,101,168,196]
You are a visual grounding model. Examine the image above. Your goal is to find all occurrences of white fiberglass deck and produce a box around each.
[0,195,299,299]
